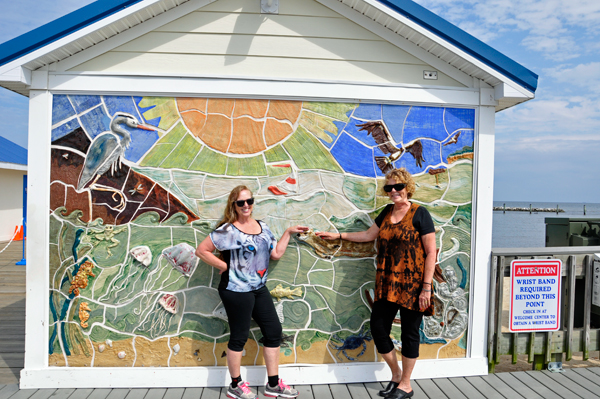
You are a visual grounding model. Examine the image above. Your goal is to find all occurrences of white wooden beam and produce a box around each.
[0,66,32,85]
[468,104,496,361]
[0,162,27,171]
[22,78,52,376]
[45,73,481,106]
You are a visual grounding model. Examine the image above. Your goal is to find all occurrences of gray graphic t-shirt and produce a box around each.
[209,221,277,292]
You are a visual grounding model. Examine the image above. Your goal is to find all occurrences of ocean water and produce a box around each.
[492,201,600,248]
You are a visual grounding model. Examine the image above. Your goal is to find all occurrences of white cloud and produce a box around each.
[545,62,600,89]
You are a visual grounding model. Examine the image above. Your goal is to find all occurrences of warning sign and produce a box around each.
[509,259,562,332]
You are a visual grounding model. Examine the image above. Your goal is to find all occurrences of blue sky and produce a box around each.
[0,0,599,203]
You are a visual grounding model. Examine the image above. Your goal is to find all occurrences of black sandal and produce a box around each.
[378,381,399,397]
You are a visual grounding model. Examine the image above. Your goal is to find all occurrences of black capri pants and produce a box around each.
[370,299,423,359]
[219,285,282,352]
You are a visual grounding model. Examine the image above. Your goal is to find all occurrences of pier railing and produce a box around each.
[488,246,600,372]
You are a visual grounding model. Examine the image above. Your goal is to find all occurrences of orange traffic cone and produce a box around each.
[13,225,24,241]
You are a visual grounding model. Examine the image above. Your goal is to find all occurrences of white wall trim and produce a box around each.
[23,87,52,374]
[52,0,217,72]
[468,105,496,360]
[20,357,488,388]
[0,161,27,171]
[45,73,481,106]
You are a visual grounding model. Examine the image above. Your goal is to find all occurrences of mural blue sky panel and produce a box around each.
[382,105,411,144]
[52,95,76,126]
[352,103,382,121]
[344,117,380,147]
[79,106,111,139]
[403,107,449,142]
[442,129,475,162]
[444,108,476,134]
[104,96,144,121]
[51,119,81,142]
[123,127,160,163]
[69,95,102,114]
[330,133,376,177]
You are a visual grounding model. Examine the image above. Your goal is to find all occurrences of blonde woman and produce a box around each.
[196,185,307,399]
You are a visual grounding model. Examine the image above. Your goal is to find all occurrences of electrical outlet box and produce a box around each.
[261,0,278,14]
[423,71,438,80]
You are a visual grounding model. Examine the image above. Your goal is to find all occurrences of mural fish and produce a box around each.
[295,229,376,259]
[270,284,302,301]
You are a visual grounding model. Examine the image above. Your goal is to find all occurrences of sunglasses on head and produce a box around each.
[235,198,255,207]
[383,183,407,193]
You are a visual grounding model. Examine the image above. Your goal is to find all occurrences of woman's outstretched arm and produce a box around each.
[315,223,379,243]
[271,225,309,260]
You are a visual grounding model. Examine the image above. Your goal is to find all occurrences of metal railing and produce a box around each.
[488,246,600,372]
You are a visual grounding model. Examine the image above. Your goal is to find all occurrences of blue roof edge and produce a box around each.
[376,0,538,93]
[0,136,28,165]
[0,0,144,68]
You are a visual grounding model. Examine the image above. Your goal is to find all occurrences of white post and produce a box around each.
[21,84,52,384]
[469,103,496,365]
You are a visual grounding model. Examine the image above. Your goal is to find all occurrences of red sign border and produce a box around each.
[509,259,562,332]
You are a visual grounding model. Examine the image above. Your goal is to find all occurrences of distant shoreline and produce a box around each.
[493,206,564,213]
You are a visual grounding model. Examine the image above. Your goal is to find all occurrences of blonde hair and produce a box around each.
[216,185,252,227]
[382,168,416,199]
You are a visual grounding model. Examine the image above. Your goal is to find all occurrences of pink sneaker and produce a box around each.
[227,381,257,399]
[264,379,299,398]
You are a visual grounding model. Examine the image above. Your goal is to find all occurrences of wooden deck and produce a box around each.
[3,239,600,397]
[2,369,600,399]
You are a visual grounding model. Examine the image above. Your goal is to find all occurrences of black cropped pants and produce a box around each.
[219,285,282,352]
[371,299,423,359]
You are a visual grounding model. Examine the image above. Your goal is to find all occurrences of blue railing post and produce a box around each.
[16,174,26,266]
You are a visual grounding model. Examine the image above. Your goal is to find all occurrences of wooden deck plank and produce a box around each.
[345,383,371,399]
[329,384,350,399]
[511,371,570,399]
[448,377,490,399]
[362,382,383,399]
[198,387,220,399]
[29,390,57,399]
[538,370,600,399]
[0,368,20,385]
[480,374,526,399]
[294,385,313,399]
[494,372,544,399]
[464,377,505,399]
[0,385,20,399]
[570,368,600,388]
[141,389,164,399]
[104,390,129,399]
[431,378,468,399]
[47,389,76,399]
[311,384,333,399]
[561,369,600,393]
[164,388,186,399]
[66,389,93,399]
[586,367,600,377]
[123,389,148,399]
[6,389,38,399]
[416,379,447,399]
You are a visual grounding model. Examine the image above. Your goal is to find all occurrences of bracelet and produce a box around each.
[339,233,342,240]
[423,282,432,285]
[422,289,431,292]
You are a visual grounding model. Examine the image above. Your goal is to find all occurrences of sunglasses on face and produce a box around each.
[383,183,407,193]
[235,198,255,207]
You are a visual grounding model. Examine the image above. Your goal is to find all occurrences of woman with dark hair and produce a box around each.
[196,185,307,399]
[317,168,436,399]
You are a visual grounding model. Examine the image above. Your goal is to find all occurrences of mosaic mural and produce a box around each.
[48,95,474,367]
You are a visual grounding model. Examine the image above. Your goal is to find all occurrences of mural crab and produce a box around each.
[330,325,373,362]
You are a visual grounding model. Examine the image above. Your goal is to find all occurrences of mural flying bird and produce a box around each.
[356,120,425,172]
[77,112,155,211]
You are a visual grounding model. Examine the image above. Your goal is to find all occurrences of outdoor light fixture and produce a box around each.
[261,0,278,14]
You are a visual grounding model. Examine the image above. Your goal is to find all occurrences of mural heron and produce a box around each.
[77,112,155,211]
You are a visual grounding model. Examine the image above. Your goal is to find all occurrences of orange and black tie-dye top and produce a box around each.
[374,202,435,313]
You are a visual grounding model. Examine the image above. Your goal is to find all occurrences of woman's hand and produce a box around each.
[315,231,340,241]
[287,225,309,235]
[419,288,431,312]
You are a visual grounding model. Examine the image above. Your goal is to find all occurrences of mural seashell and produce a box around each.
[130,245,152,266]
[173,343,180,355]
[212,302,228,321]
[98,344,105,353]
[118,351,126,359]
[159,294,178,314]
[106,339,113,348]
[162,243,199,277]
